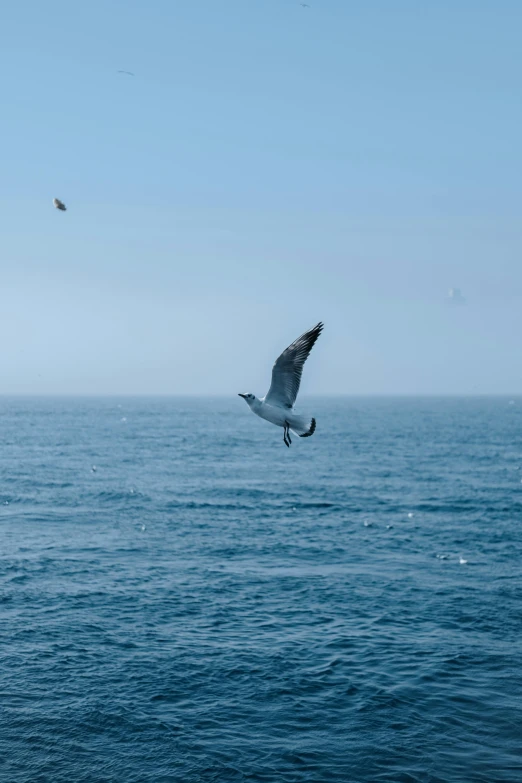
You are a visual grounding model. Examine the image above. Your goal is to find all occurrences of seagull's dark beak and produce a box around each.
[238,393,247,399]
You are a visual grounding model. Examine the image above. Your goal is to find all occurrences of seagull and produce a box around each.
[300,3,311,7]
[53,197,66,211]
[117,70,135,76]
[239,322,323,448]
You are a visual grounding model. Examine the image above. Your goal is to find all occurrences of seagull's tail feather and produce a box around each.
[289,415,317,438]
[300,418,316,438]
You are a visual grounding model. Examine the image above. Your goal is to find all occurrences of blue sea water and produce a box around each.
[0,396,521,783]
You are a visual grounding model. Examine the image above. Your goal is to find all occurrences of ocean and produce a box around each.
[0,396,521,782]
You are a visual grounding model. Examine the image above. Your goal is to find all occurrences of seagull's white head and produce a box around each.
[238,393,256,407]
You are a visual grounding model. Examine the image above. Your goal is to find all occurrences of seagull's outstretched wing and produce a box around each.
[264,322,323,409]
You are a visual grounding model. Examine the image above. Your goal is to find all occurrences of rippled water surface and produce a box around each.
[1,396,521,782]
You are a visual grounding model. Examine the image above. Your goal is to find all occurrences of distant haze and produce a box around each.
[2,0,522,395]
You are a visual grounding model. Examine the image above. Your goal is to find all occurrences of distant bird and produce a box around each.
[459,556,468,565]
[448,287,465,305]
[239,322,323,448]
[117,70,134,76]
[300,3,311,7]
[53,197,66,211]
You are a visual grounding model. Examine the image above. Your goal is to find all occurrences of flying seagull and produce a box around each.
[53,198,66,211]
[117,70,134,76]
[448,287,465,305]
[300,3,311,7]
[239,322,323,447]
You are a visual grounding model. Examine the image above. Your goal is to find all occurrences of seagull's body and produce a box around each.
[53,197,66,211]
[245,395,316,433]
[239,322,323,447]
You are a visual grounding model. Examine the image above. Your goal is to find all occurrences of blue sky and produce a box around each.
[2,0,522,394]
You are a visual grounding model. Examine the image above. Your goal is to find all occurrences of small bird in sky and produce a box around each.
[239,322,323,448]
[117,70,135,76]
[53,198,67,211]
[300,3,311,7]
[448,287,465,305]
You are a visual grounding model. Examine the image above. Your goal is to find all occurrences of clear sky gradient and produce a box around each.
[2,0,521,395]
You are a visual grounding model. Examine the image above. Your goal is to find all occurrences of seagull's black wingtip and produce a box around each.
[299,322,323,352]
[310,322,324,339]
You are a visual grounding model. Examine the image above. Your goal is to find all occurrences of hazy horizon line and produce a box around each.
[0,393,520,399]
